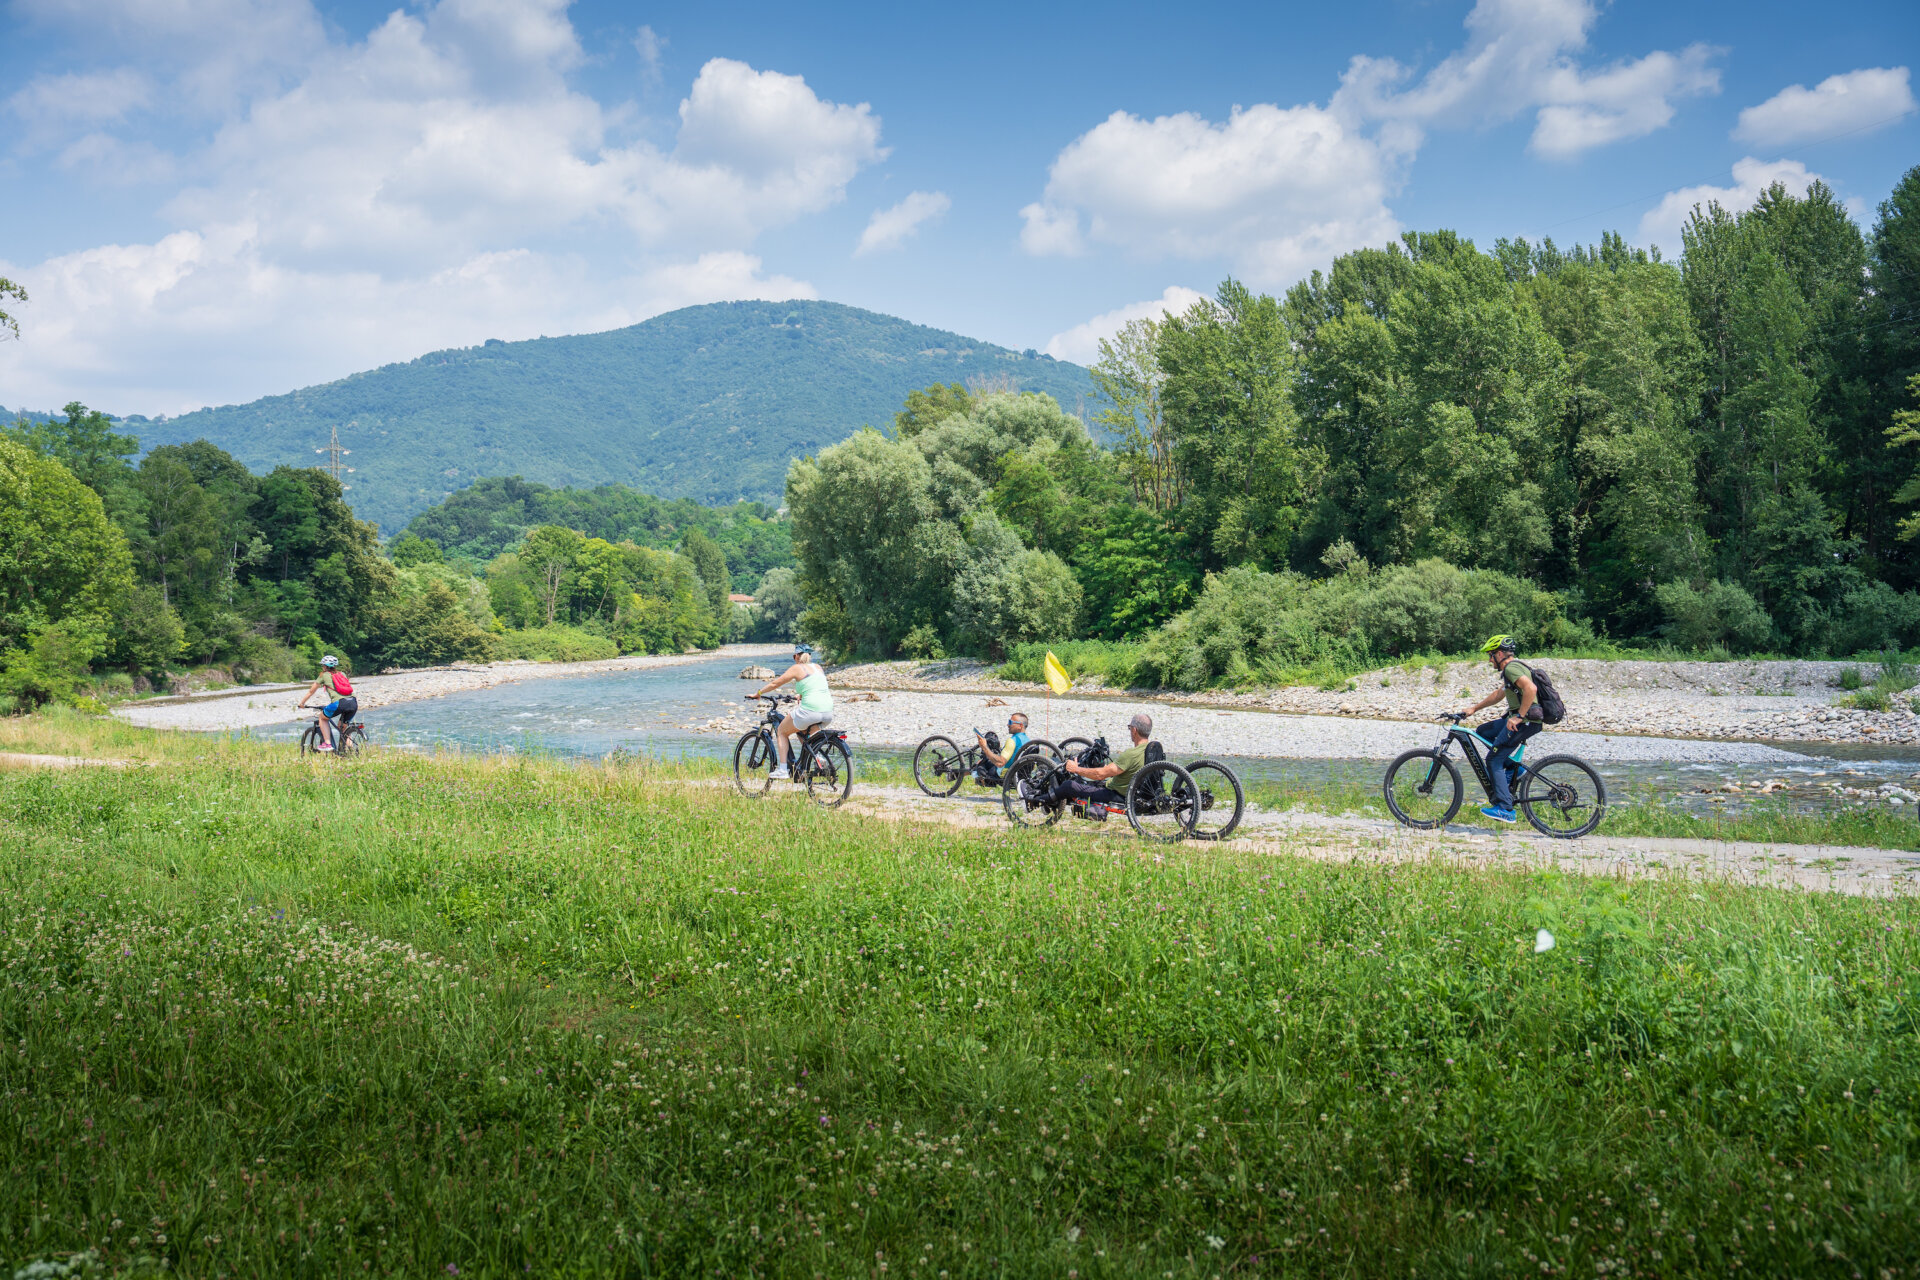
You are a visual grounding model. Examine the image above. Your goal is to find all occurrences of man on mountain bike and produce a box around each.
[1034,712,1153,811]
[1455,634,1541,824]
[296,655,357,752]
[976,712,1030,781]
[753,643,833,780]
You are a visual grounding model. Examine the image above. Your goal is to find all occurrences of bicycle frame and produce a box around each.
[1432,723,1537,802]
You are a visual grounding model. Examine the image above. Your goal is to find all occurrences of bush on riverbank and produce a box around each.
[2,716,1916,1277]
[490,623,619,662]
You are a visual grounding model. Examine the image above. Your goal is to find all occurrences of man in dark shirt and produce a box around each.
[1455,634,1542,823]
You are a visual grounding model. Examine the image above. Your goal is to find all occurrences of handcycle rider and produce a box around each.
[976,711,1030,782]
[295,655,358,752]
[1028,712,1154,812]
[752,643,833,780]
[1455,634,1542,824]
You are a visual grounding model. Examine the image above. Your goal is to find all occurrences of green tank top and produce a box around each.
[795,664,833,713]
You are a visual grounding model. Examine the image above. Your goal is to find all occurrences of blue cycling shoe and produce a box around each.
[1479,805,1517,824]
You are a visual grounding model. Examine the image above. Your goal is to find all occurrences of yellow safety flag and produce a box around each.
[1042,650,1072,696]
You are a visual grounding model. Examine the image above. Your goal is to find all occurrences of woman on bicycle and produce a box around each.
[296,655,357,752]
[754,643,833,780]
[1455,634,1541,823]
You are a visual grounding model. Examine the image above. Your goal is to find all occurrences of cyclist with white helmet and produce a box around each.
[1454,634,1540,823]
[296,656,358,752]
[753,643,833,780]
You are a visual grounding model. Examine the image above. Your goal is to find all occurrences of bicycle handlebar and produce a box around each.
[1438,712,1465,723]
[747,693,796,703]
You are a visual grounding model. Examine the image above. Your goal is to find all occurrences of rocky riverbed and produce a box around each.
[831,657,1904,746]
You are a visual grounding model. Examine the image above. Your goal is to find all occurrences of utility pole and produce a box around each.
[314,425,355,491]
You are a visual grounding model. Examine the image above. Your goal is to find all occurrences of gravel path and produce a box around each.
[113,644,792,732]
[705,689,1813,764]
[832,782,1920,898]
[832,657,1915,747]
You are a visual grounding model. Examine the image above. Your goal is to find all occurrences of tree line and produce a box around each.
[786,168,1920,676]
[0,409,761,707]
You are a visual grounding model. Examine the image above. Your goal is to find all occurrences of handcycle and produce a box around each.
[299,711,368,757]
[732,693,854,808]
[1000,736,1246,842]
[1382,713,1605,838]
[910,727,1061,797]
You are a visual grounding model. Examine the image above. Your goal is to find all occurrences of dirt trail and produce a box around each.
[806,780,1920,898]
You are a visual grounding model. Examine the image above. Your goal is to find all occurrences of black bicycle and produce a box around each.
[911,729,1058,797]
[299,712,368,757]
[1383,713,1605,838]
[733,694,854,808]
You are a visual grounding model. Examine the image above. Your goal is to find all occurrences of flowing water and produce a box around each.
[242,655,1920,816]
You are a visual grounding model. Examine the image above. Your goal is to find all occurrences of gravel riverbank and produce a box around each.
[831,657,1907,747]
[696,687,1813,764]
[112,644,791,733]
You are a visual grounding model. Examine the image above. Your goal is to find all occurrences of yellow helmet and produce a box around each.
[1480,634,1517,654]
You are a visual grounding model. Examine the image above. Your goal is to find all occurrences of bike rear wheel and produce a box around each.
[912,735,965,797]
[1127,761,1199,842]
[1518,755,1606,838]
[1001,754,1062,828]
[1383,750,1463,829]
[1054,736,1093,764]
[805,737,854,809]
[733,730,773,797]
[1182,759,1245,840]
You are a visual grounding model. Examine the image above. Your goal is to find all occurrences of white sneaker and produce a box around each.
[1016,778,1035,801]
[767,767,790,780]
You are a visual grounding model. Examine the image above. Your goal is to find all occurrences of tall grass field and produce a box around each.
[1,717,1916,1278]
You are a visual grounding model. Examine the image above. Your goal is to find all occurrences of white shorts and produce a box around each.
[787,704,833,731]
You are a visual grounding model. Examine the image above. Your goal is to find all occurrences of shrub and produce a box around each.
[1835,582,1920,655]
[1837,668,1865,691]
[949,548,1083,658]
[998,640,1145,688]
[1130,558,1581,690]
[900,624,946,661]
[492,625,617,663]
[1653,578,1774,653]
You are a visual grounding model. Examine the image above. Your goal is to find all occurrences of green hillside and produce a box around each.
[130,301,1093,532]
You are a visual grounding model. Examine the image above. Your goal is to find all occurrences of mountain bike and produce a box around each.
[1383,713,1605,838]
[299,714,368,757]
[733,694,854,808]
[911,730,1058,797]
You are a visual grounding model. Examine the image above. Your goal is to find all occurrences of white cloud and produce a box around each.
[1734,67,1916,147]
[1636,157,1829,251]
[1334,0,1719,159]
[1021,102,1401,286]
[1042,286,1208,365]
[634,24,665,81]
[1021,0,1719,285]
[0,0,878,413]
[856,190,950,255]
[7,68,153,139]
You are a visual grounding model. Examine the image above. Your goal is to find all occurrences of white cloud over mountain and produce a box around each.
[1042,286,1208,365]
[1021,0,1720,287]
[1733,67,1915,148]
[856,191,950,255]
[0,0,881,412]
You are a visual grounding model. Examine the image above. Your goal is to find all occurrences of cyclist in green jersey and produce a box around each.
[1455,634,1542,824]
[754,643,834,780]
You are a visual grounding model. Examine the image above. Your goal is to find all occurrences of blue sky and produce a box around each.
[2,0,1916,417]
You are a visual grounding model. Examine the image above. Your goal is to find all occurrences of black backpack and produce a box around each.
[1519,664,1566,725]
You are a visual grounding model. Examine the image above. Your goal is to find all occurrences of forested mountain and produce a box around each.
[122,301,1091,533]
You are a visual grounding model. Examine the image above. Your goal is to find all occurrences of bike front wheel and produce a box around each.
[912,735,965,797]
[1182,759,1245,840]
[1383,750,1463,829]
[1518,755,1606,838]
[805,738,854,809]
[733,731,773,797]
[1054,736,1093,764]
[1001,754,1062,828]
